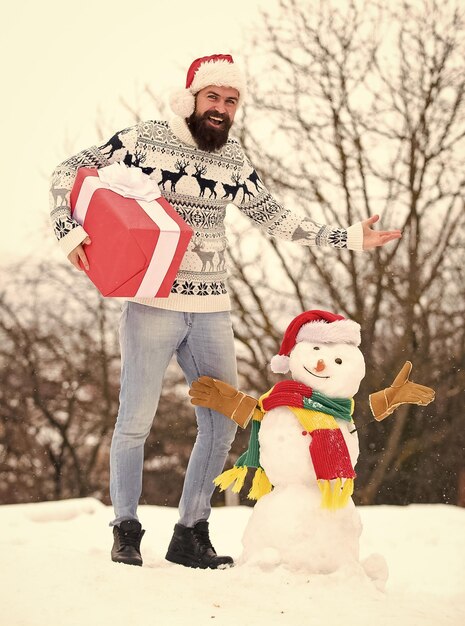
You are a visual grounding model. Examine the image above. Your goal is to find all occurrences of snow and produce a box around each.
[1,498,464,626]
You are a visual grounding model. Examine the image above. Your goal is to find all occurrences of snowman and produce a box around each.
[189,310,434,580]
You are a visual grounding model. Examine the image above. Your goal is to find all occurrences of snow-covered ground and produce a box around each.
[1,498,464,626]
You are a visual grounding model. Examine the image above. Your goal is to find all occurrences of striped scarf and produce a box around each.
[214,381,356,509]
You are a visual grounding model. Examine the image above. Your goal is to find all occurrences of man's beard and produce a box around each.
[187,110,232,152]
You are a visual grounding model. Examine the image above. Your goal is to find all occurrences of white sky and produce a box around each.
[0,0,268,265]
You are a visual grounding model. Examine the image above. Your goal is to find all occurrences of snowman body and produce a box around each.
[241,340,366,573]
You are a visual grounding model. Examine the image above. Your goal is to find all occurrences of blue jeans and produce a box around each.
[110,302,238,527]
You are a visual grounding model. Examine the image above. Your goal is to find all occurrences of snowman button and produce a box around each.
[301,430,308,436]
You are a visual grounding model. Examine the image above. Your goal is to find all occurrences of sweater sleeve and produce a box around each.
[234,153,364,252]
[49,124,139,256]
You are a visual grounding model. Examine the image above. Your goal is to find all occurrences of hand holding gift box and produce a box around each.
[70,162,193,298]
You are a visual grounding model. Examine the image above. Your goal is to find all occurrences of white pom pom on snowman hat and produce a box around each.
[270,310,361,374]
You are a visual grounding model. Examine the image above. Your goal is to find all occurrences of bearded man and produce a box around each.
[49,54,401,571]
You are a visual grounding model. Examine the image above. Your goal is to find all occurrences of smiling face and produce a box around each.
[195,85,239,124]
[187,85,239,151]
[288,341,366,398]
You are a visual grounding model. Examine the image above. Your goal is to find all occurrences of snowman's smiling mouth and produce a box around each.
[304,366,330,379]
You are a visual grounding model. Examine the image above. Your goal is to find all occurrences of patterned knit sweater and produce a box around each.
[49,116,363,312]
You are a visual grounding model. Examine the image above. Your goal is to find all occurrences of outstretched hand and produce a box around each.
[369,361,435,421]
[362,215,402,250]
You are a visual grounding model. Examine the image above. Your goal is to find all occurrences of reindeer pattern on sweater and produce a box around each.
[49,117,355,312]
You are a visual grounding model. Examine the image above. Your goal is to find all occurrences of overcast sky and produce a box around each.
[1,0,268,265]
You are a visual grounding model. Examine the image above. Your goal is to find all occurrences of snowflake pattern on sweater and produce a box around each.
[49,117,354,312]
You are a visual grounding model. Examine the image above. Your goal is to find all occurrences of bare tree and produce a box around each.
[0,262,203,506]
[225,0,465,504]
[0,263,120,501]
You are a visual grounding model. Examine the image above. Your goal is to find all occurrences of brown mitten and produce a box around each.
[189,376,258,428]
[369,361,435,421]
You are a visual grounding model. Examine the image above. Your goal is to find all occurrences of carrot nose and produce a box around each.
[315,359,326,372]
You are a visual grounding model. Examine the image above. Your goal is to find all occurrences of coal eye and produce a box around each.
[313,346,320,350]
[335,358,342,364]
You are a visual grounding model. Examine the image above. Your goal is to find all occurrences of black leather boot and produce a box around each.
[165,520,234,569]
[111,520,145,566]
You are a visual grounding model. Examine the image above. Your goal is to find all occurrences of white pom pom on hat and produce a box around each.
[169,54,246,118]
[169,89,197,119]
[270,310,362,374]
[270,354,293,374]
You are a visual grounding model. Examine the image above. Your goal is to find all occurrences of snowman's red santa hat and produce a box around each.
[270,310,362,374]
[169,54,246,118]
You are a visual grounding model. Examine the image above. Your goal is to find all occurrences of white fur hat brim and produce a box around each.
[170,58,246,118]
[190,59,246,98]
[296,319,361,346]
[270,320,360,373]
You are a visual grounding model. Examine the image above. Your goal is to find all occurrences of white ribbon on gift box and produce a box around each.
[73,163,181,298]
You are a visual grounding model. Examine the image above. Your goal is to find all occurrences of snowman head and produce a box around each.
[289,341,365,397]
[270,310,366,398]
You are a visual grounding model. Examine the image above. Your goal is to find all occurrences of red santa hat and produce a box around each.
[169,54,246,118]
[270,310,362,374]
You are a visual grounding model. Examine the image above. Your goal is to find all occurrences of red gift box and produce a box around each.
[70,166,192,297]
